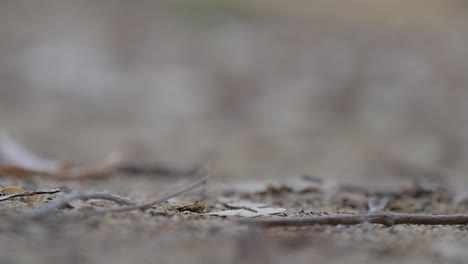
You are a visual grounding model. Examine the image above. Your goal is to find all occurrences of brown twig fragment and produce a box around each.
[0,188,63,202]
[243,212,468,227]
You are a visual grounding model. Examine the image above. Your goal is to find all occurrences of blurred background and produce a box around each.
[1,0,468,185]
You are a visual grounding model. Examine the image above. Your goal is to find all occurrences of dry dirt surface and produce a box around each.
[2,1,468,264]
[0,160,468,264]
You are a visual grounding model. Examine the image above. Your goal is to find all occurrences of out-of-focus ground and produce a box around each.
[2,1,468,263]
[3,0,468,184]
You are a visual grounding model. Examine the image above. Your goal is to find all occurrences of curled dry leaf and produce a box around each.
[0,186,41,206]
[0,130,127,181]
[0,151,126,181]
[0,131,61,172]
[0,131,194,181]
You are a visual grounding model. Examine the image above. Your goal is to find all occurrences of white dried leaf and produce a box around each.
[282,178,323,193]
[366,196,389,212]
[226,181,276,194]
[223,200,269,209]
[217,197,269,208]
[0,131,60,172]
[205,207,286,218]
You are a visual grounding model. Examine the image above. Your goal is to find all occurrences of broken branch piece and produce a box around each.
[243,212,468,227]
[0,188,63,204]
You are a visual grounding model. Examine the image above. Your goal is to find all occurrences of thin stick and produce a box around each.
[94,175,209,214]
[242,212,468,227]
[25,191,136,219]
[24,175,209,218]
[0,189,63,202]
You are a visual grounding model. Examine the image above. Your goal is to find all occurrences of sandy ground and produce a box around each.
[2,1,468,263]
[0,172,467,264]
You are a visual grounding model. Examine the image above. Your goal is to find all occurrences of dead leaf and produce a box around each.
[207,198,286,217]
[205,207,286,218]
[0,131,61,172]
[0,151,126,181]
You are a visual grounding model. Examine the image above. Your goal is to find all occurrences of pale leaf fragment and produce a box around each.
[0,131,61,173]
[205,207,286,218]
[208,198,286,217]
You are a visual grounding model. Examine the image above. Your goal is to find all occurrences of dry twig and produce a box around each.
[0,188,63,202]
[25,190,136,219]
[24,175,209,218]
[243,212,468,227]
[94,175,209,213]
